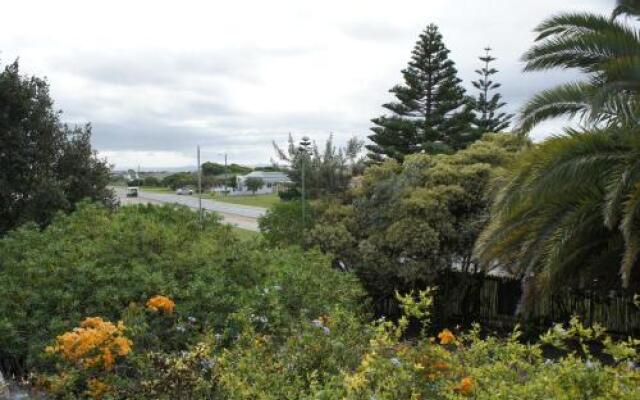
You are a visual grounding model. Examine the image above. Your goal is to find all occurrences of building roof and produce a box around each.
[241,171,290,180]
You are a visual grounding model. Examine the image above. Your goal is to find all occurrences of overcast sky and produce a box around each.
[1,0,612,169]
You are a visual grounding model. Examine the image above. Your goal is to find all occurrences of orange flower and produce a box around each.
[146,295,175,314]
[113,336,132,356]
[455,377,474,396]
[438,329,455,345]
[45,316,132,371]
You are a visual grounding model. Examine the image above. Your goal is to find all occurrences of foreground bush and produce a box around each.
[4,203,639,399]
[40,290,640,399]
[0,203,365,375]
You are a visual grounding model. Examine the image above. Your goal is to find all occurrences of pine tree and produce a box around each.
[472,47,512,133]
[367,24,474,162]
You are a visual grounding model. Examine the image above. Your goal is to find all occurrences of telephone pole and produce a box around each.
[223,153,228,196]
[197,145,202,227]
[301,156,306,231]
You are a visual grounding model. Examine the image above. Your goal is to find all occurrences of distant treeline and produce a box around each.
[111,162,286,190]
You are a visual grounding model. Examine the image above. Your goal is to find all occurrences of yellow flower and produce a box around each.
[146,295,175,314]
[344,373,367,391]
[438,329,455,345]
[455,377,474,396]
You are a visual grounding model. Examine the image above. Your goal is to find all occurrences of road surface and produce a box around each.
[114,188,266,231]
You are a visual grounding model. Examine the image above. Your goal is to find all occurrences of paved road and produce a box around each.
[114,188,266,231]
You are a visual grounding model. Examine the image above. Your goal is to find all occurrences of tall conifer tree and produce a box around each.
[472,47,512,133]
[367,24,474,162]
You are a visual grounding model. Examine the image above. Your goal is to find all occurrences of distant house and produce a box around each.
[235,171,291,194]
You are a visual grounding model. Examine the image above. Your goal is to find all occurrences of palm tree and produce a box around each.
[475,127,640,294]
[517,4,640,132]
[475,1,640,299]
[613,0,640,18]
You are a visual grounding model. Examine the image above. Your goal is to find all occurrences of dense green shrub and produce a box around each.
[278,184,301,201]
[4,204,638,398]
[0,202,365,375]
[259,200,315,247]
[260,133,529,299]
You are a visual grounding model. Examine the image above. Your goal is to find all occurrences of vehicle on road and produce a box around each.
[176,187,194,195]
[126,187,139,197]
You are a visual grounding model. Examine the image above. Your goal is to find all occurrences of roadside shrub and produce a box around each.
[259,200,315,247]
[0,202,365,376]
[278,185,301,201]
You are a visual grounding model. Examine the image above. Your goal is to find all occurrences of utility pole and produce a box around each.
[298,136,311,235]
[300,155,306,232]
[197,145,202,228]
[223,153,228,196]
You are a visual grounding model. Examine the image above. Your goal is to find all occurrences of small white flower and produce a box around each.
[322,326,331,335]
[176,325,186,333]
[273,285,282,291]
[390,357,401,367]
[312,319,323,328]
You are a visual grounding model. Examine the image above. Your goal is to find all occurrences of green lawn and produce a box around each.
[139,187,173,193]
[207,193,280,208]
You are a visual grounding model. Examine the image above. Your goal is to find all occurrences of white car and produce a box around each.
[126,187,139,197]
[176,187,193,195]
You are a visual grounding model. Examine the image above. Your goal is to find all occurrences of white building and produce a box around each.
[234,171,291,194]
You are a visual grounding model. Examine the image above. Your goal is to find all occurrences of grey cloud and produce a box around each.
[17,0,614,168]
[52,45,321,89]
[341,22,415,42]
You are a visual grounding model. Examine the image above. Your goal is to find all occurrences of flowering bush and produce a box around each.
[45,317,132,371]
[3,203,639,398]
[37,287,640,399]
[0,203,364,377]
[40,317,132,399]
[213,290,640,399]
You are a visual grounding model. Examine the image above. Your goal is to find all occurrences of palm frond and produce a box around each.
[613,0,640,19]
[534,13,630,40]
[620,182,640,285]
[516,82,594,133]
